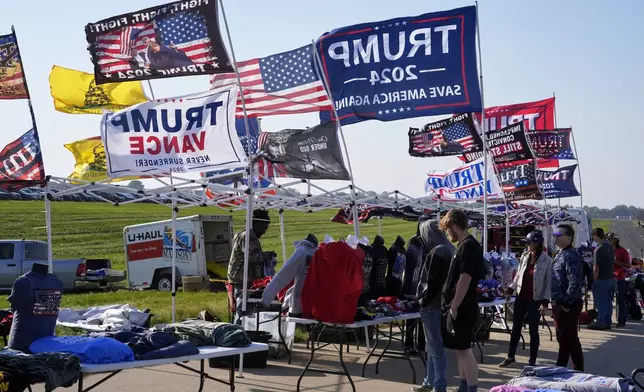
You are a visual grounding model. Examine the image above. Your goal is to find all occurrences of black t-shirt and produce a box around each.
[443,235,486,317]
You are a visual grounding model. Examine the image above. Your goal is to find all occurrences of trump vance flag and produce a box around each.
[85,0,233,84]
[0,32,28,100]
[424,157,502,201]
[210,44,333,117]
[0,129,45,191]
[409,113,483,157]
[50,66,148,114]
[101,84,245,177]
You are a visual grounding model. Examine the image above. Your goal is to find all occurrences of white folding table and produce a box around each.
[77,343,268,392]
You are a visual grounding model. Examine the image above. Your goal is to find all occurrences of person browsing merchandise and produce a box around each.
[227,209,271,317]
[607,232,630,328]
[411,220,455,392]
[588,228,615,330]
[499,230,553,368]
[440,209,486,392]
[551,224,585,371]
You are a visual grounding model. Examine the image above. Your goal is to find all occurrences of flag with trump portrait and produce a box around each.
[85,0,233,84]
[408,112,483,157]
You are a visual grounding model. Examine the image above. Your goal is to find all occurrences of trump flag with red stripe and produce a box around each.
[0,129,46,191]
[210,44,333,117]
[85,0,233,84]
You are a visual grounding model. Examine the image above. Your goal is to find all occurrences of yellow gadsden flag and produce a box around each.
[50,66,148,114]
[64,136,140,182]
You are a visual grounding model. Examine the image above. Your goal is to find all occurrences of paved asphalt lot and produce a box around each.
[34,314,644,392]
[610,219,644,259]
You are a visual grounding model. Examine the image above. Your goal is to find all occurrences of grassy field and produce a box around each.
[0,200,418,329]
[592,218,612,234]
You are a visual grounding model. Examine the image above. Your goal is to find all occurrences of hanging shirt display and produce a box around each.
[387,236,407,297]
[358,243,374,301]
[370,236,389,298]
[301,241,364,324]
[8,270,63,352]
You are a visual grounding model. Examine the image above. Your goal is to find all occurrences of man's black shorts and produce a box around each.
[442,311,477,350]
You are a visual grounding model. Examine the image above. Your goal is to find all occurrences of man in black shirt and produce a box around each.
[588,228,615,330]
[439,209,486,392]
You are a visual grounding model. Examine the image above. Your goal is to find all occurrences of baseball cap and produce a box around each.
[524,230,544,245]
[606,232,618,241]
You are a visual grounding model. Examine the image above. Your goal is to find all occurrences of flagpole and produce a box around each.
[13,26,52,272]
[311,39,360,237]
[552,92,562,208]
[569,126,583,209]
[475,2,488,255]
[219,0,255,378]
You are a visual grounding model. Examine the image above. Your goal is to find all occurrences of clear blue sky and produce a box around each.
[2,0,643,208]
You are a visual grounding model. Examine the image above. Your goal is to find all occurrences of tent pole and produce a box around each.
[310,40,359,237]
[44,178,54,273]
[279,209,287,265]
[219,0,255,378]
[475,2,488,255]
[171,196,177,323]
[377,217,382,236]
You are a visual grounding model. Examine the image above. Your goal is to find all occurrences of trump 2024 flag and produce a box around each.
[100,84,246,177]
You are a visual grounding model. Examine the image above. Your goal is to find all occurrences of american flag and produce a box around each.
[32,289,62,316]
[411,120,477,154]
[210,44,332,117]
[0,129,45,191]
[95,12,214,74]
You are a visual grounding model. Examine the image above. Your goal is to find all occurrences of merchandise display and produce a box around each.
[261,235,319,316]
[370,236,389,298]
[477,279,504,302]
[89,326,200,360]
[29,336,135,364]
[8,265,63,352]
[0,349,81,391]
[57,304,151,332]
[503,366,631,392]
[301,240,365,324]
[386,236,407,297]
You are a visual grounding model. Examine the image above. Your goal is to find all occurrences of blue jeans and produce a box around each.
[592,278,616,327]
[420,307,447,391]
[616,279,628,325]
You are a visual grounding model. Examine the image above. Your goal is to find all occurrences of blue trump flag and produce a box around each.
[317,6,481,126]
[537,164,580,199]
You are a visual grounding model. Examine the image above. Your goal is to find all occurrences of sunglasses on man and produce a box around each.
[553,231,569,238]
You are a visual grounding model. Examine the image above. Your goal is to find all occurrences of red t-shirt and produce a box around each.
[614,247,630,280]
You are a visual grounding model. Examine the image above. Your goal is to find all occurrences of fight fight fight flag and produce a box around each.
[409,113,483,157]
[85,0,233,84]
[0,129,45,191]
[50,66,148,114]
[0,32,28,100]
[210,44,333,117]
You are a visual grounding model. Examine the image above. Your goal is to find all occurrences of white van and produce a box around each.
[123,215,234,291]
[550,208,592,248]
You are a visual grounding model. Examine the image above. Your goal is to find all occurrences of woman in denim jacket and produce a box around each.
[499,230,553,367]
